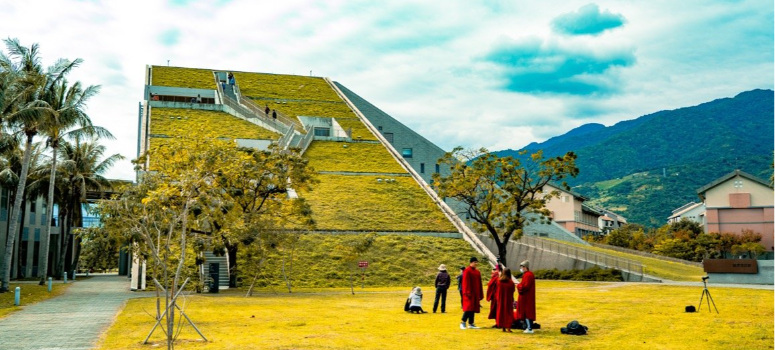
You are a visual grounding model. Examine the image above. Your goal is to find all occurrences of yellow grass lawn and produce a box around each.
[96,282,773,350]
[0,282,71,319]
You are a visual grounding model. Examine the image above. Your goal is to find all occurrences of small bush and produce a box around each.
[533,266,624,282]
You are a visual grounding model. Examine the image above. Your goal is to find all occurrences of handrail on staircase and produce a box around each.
[324,78,498,267]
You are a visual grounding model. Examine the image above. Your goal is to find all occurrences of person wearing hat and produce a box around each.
[460,257,484,329]
[433,264,451,313]
[516,260,536,334]
[407,286,428,313]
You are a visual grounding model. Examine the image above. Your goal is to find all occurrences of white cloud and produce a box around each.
[0,0,771,181]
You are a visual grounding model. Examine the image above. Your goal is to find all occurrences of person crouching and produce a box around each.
[408,287,428,314]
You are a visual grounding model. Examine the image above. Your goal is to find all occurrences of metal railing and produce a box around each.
[518,235,645,277]
[324,77,498,267]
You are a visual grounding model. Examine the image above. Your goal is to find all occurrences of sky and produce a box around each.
[0,0,772,181]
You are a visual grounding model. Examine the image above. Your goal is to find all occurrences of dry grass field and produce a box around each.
[96,281,773,350]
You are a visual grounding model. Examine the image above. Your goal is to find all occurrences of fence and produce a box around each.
[518,235,645,277]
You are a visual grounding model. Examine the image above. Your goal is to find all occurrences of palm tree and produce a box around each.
[0,38,79,292]
[55,136,123,277]
[35,77,112,284]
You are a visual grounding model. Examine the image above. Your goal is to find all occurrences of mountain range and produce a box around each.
[494,89,774,227]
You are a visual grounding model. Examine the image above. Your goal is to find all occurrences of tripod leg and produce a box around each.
[698,290,705,312]
[706,291,719,314]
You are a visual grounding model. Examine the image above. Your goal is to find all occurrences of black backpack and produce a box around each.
[561,320,588,335]
[404,297,411,312]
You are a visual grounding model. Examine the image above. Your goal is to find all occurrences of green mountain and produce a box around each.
[495,89,774,227]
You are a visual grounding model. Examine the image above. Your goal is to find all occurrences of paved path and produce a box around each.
[0,274,140,350]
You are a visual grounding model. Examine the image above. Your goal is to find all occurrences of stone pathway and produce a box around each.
[0,274,140,350]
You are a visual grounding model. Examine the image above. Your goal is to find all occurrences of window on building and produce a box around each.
[377,126,383,131]
[420,163,425,173]
[435,164,440,174]
[384,132,394,143]
[30,198,36,213]
[402,148,413,158]
[562,195,569,203]
[313,127,330,137]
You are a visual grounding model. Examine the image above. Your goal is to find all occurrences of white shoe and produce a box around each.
[460,322,467,330]
[523,329,534,334]
[468,324,480,329]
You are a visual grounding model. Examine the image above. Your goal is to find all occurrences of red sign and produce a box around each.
[358,261,369,268]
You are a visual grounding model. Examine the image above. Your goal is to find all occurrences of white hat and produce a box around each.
[438,264,447,271]
[414,287,422,295]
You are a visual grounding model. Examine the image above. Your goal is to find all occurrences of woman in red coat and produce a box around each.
[485,268,499,326]
[516,260,536,334]
[496,268,515,332]
[460,257,483,329]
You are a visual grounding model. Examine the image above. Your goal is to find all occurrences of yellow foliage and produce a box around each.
[96,283,773,349]
[151,66,216,89]
[304,141,405,173]
[299,174,456,232]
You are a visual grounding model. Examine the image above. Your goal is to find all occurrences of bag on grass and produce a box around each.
[561,320,588,335]
[685,305,696,313]
[404,298,411,312]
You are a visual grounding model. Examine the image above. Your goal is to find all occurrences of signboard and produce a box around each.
[358,261,369,268]
[703,259,758,274]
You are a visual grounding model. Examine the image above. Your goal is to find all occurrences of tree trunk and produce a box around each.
[1,135,34,292]
[38,149,57,284]
[497,243,508,268]
[15,199,27,279]
[224,239,238,288]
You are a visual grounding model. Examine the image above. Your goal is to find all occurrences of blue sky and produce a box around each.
[0,0,772,180]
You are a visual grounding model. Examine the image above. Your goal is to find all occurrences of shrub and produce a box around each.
[532,266,624,282]
[151,66,215,89]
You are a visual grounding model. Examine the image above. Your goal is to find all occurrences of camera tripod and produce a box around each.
[698,278,719,314]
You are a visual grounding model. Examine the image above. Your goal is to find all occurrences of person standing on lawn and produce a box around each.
[485,266,499,327]
[456,266,465,307]
[433,264,451,313]
[460,257,483,330]
[516,260,536,334]
[496,268,515,332]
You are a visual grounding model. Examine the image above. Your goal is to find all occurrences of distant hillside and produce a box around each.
[495,89,774,227]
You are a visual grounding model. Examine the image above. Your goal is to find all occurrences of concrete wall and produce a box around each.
[333,82,450,185]
[705,175,774,208]
[478,234,657,282]
[707,260,774,284]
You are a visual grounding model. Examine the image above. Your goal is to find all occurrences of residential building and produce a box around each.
[598,208,628,235]
[697,170,774,252]
[667,201,706,226]
[543,184,602,238]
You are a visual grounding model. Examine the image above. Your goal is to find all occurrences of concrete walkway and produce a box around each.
[0,274,140,350]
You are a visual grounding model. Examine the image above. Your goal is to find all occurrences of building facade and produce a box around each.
[543,184,602,238]
[697,170,774,252]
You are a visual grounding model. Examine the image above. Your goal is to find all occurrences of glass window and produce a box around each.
[435,164,440,174]
[384,132,394,143]
[313,127,330,137]
[401,148,413,158]
[420,163,425,173]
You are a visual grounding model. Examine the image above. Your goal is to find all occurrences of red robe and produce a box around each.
[461,266,483,313]
[496,278,515,328]
[485,271,499,319]
[516,270,536,321]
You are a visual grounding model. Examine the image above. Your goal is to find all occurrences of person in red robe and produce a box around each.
[496,268,515,332]
[485,267,499,326]
[460,257,483,329]
[516,260,536,334]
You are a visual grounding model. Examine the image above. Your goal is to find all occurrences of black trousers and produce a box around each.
[433,287,447,312]
[462,311,476,324]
